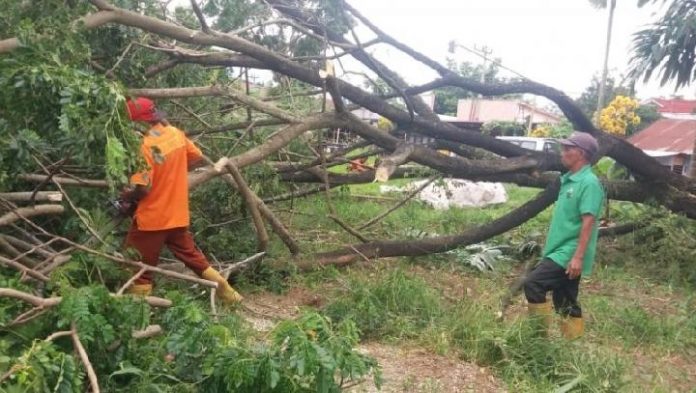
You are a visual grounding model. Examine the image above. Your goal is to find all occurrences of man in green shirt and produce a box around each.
[524,132,604,339]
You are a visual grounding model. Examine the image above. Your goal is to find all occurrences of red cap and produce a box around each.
[125,97,166,122]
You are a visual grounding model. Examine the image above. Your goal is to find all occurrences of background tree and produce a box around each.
[630,0,696,176]
[630,0,696,88]
[575,74,661,135]
[575,74,631,118]
[588,0,617,123]
[433,57,516,115]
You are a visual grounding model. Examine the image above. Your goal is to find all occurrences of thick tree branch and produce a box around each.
[190,0,210,33]
[201,156,300,255]
[374,143,416,182]
[18,174,108,188]
[0,192,63,203]
[218,160,269,252]
[299,180,560,269]
[0,288,172,308]
[0,205,65,226]
[189,113,344,188]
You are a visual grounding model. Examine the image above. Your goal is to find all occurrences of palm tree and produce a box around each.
[629,0,696,89]
[629,1,696,177]
[589,0,618,124]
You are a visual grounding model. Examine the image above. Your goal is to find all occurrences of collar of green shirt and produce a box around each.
[561,164,592,184]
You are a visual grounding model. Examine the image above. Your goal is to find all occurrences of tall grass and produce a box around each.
[319,266,629,392]
[323,268,443,340]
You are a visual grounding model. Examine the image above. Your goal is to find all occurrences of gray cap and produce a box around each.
[559,132,598,158]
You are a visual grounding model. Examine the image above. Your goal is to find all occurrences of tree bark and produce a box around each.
[298,181,560,270]
[0,192,63,202]
[0,205,65,226]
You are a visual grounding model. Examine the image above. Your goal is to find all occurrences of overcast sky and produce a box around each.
[340,0,693,101]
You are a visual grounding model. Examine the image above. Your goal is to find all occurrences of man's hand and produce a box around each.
[116,199,136,216]
[566,256,583,279]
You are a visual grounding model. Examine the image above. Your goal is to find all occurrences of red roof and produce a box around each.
[651,98,696,114]
[629,119,696,155]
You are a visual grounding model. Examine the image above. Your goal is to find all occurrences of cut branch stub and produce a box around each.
[374,143,415,182]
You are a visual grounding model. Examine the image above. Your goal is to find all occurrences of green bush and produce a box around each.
[201,312,381,392]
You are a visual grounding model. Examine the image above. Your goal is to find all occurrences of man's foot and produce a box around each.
[201,267,243,305]
[127,283,153,296]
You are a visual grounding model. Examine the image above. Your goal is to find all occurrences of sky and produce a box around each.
[341,0,693,101]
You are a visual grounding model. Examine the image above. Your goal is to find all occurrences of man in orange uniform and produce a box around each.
[120,97,243,304]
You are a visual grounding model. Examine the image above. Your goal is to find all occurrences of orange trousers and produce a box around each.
[124,221,210,285]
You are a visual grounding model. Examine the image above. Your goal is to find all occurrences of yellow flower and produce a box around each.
[598,95,640,136]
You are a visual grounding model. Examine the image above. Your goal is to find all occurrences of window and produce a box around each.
[520,141,537,150]
[672,165,684,175]
[544,142,559,153]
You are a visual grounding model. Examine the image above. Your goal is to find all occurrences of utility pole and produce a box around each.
[469,45,492,122]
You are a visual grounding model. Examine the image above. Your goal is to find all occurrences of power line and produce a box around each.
[448,40,530,81]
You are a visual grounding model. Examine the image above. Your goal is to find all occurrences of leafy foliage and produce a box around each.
[630,0,696,88]
[433,57,520,116]
[448,243,514,272]
[0,1,140,190]
[528,120,573,138]
[203,312,380,392]
[482,121,527,137]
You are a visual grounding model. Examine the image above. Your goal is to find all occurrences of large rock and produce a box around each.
[381,179,508,209]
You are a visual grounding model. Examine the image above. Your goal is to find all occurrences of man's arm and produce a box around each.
[188,157,207,171]
[183,135,206,171]
[566,214,595,279]
[121,185,149,202]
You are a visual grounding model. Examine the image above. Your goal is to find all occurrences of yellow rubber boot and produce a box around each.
[201,267,243,305]
[560,316,584,339]
[128,283,153,296]
[527,302,553,336]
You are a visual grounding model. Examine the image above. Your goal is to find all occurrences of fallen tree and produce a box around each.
[2,0,695,269]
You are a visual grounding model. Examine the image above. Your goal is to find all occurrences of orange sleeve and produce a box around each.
[185,136,203,163]
[130,144,154,187]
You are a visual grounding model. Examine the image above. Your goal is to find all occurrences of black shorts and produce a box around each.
[523,259,582,317]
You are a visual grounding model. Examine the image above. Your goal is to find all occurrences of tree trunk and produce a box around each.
[595,0,617,124]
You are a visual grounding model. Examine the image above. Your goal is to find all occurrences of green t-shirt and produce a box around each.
[543,165,605,276]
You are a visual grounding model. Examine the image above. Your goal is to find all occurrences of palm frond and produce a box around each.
[629,0,696,88]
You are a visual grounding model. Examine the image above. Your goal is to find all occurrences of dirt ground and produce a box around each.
[241,286,507,393]
[346,343,506,393]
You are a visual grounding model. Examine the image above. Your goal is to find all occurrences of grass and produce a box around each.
[314,262,632,392]
[251,178,696,391]
[323,267,444,340]
[274,178,551,255]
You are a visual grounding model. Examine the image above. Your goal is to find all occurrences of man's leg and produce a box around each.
[523,259,568,334]
[124,221,167,295]
[165,228,243,304]
[552,277,584,339]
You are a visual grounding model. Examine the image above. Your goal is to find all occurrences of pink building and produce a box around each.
[456,99,561,126]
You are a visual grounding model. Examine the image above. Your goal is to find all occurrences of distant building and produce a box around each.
[643,98,696,120]
[628,118,696,176]
[456,99,561,126]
